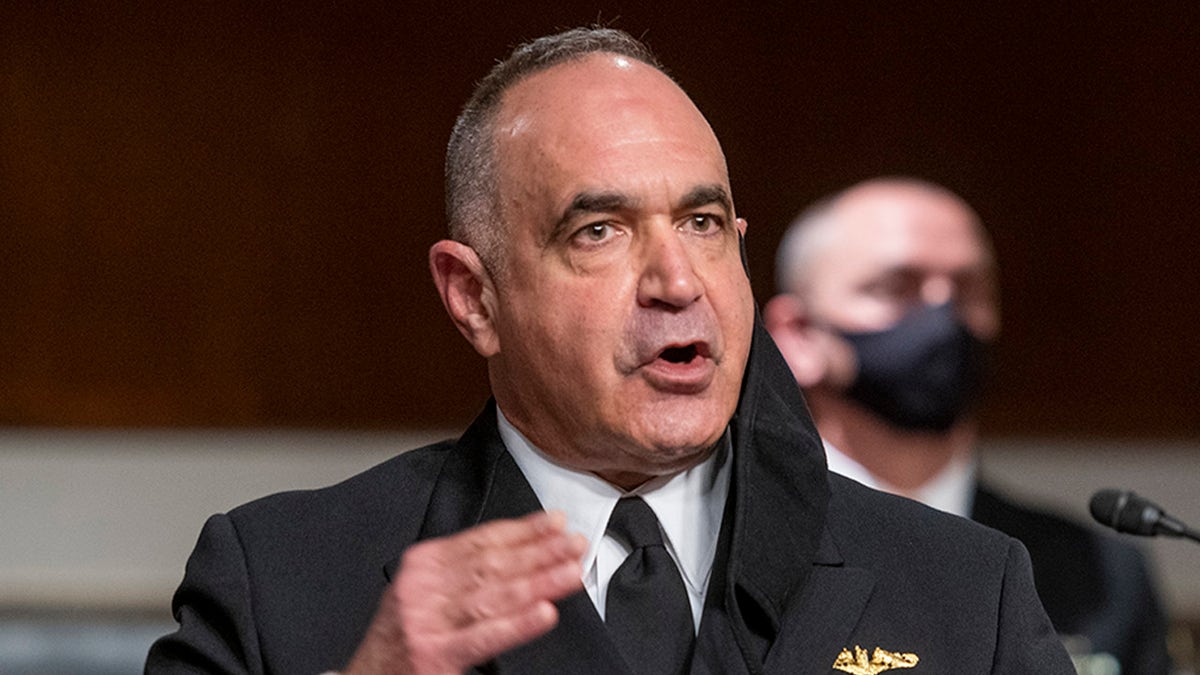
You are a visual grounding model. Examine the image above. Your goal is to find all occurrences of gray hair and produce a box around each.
[445,27,667,276]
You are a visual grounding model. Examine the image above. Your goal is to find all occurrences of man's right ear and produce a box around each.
[762,293,827,387]
[429,240,500,358]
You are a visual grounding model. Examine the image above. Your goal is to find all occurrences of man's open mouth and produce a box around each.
[659,344,699,364]
[639,341,716,392]
[655,341,713,366]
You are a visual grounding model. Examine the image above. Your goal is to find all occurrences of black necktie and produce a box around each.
[604,497,695,675]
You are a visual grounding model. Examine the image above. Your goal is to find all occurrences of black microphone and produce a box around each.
[1089,488,1200,543]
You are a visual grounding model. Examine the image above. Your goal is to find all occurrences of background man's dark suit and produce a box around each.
[973,485,1170,673]
[147,326,1074,673]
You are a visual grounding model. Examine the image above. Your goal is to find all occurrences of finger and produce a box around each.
[416,512,581,582]
[450,554,584,625]
[360,518,586,674]
[450,599,561,669]
[409,534,584,617]
[459,526,586,589]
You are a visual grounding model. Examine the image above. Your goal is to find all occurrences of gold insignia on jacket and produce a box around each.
[832,645,919,674]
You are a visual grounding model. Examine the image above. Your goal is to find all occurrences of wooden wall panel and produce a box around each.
[2,3,1197,435]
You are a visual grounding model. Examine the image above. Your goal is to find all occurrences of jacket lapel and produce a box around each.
[382,406,511,581]
[416,405,518,540]
[763,530,876,674]
[492,589,625,674]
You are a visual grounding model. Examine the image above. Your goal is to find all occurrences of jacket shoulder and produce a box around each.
[825,472,1014,561]
[224,439,454,550]
[150,440,458,673]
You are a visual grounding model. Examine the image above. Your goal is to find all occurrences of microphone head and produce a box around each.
[1089,488,1161,536]
[1089,488,1121,525]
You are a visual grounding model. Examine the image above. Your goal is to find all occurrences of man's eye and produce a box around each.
[576,222,614,243]
[867,275,920,303]
[687,214,722,233]
[585,223,614,239]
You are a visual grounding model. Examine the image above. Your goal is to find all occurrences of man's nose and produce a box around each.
[921,276,955,307]
[636,227,703,309]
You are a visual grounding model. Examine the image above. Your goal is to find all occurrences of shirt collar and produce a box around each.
[497,407,730,598]
[823,439,976,518]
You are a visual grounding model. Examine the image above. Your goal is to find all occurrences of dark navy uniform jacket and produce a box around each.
[147,324,1075,674]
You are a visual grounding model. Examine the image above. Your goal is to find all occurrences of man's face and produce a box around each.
[800,184,999,387]
[484,54,754,487]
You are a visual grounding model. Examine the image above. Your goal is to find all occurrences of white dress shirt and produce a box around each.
[823,440,976,518]
[497,408,730,632]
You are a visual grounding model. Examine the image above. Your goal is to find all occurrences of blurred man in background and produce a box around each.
[764,177,1170,674]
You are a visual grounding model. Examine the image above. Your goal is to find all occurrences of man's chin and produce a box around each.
[633,397,732,445]
[593,443,715,490]
[631,426,725,469]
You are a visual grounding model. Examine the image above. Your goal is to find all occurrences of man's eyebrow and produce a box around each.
[568,191,637,214]
[679,184,733,216]
[550,191,638,239]
[548,185,733,241]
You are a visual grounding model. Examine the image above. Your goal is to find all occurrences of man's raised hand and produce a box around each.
[344,510,587,674]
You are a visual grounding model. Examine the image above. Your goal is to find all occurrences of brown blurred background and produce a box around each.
[2,2,1198,435]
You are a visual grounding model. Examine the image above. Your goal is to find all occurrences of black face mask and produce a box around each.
[834,303,989,432]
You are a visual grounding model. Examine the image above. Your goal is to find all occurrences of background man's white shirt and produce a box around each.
[822,440,975,518]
